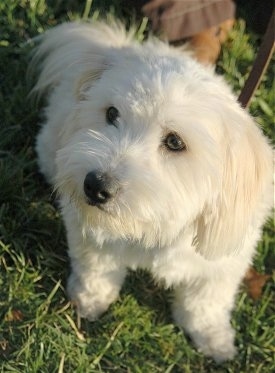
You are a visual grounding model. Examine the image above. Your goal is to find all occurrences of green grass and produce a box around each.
[0,1,274,372]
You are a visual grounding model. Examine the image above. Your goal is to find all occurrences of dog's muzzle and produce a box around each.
[84,171,120,206]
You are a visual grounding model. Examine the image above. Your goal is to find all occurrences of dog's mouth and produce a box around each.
[85,197,115,214]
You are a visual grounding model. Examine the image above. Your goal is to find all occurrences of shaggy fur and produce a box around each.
[32,21,273,362]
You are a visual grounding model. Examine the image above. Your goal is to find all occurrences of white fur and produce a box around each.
[32,21,273,362]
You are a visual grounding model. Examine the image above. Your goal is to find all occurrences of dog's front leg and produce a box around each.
[172,273,241,362]
[67,247,126,321]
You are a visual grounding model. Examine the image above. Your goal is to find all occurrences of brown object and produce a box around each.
[189,19,235,64]
[141,0,236,41]
[124,0,236,64]
[238,8,275,108]
[244,267,271,300]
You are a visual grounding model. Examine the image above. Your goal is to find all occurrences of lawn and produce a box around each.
[0,1,274,372]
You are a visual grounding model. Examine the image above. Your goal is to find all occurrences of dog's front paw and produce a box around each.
[189,325,236,363]
[173,304,236,362]
[67,274,112,321]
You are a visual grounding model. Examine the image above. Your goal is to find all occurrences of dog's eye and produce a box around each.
[106,106,119,126]
[163,132,187,152]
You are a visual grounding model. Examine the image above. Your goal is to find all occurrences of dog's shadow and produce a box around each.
[80,268,175,340]
[120,269,174,324]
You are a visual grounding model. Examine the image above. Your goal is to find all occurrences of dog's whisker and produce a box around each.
[86,130,114,146]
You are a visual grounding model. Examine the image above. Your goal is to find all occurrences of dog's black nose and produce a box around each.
[84,171,119,205]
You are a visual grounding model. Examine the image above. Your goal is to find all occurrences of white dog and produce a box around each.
[32,21,273,362]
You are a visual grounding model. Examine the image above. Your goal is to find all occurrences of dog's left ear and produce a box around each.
[75,66,108,101]
[196,107,273,260]
[30,22,124,100]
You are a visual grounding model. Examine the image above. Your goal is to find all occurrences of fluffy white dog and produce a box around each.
[32,21,273,362]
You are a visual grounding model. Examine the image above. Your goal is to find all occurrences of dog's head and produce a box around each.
[53,34,272,258]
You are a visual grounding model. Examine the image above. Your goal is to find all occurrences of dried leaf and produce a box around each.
[5,309,24,322]
[0,339,8,351]
[244,267,271,300]
[0,339,10,358]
